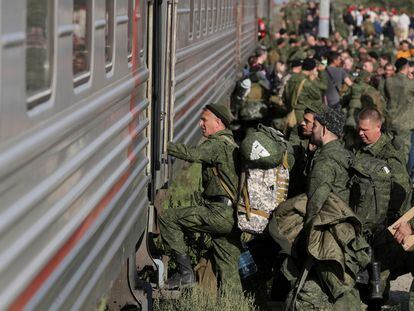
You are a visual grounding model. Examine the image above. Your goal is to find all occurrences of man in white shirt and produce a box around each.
[398,11,411,40]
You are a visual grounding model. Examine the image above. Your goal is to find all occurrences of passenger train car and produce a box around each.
[0,0,263,309]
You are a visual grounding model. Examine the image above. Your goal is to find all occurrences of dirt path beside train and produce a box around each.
[389,273,413,310]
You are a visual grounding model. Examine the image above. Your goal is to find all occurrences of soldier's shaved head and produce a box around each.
[358,107,383,125]
[358,108,383,145]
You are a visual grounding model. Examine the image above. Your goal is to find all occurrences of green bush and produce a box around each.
[153,285,255,311]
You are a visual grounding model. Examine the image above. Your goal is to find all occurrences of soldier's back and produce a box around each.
[308,140,352,204]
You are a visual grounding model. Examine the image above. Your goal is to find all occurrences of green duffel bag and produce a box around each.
[240,124,295,169]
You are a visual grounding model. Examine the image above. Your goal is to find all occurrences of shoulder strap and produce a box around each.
[293,79,307,108]
[212,167,236,202]
[287,257,314,311]
[211,134,239,204]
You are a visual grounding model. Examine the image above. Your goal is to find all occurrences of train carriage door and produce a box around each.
[148,0,177,201]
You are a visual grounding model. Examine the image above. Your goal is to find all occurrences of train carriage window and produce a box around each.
[201,0,207,36]
[208,0,212,33]
[105,0,114,72]
[219,0,224,30]
[230,0,233,26]
[222,0,226,29]
[127,0,136,62]
[189,0,194,39]
[213,0,218,32]
[195,0,200,38]
[227,0,231,28]
[26,0,53,110]
[225,0,229,28]
[73,0,91,85]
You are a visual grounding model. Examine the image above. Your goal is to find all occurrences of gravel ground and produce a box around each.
[389,273,413,310]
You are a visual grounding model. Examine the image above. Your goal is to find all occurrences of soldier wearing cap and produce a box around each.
[305,107,352,227]
[282,108,360,309]
[159,103,242,291]
[291,58,327,131]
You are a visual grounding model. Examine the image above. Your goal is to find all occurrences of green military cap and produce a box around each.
[305,102,326,115]
[315,107,345,137]
[205,103,233,127]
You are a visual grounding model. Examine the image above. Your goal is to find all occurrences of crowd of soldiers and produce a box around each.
[156,2,414,310]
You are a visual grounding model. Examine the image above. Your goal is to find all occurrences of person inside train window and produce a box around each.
[73,0,90,77]
[159,103,242,292]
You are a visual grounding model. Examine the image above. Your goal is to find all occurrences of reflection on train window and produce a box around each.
[128,0,136,61]
[73,0,90,84]
[105,0,114,72]
[26,0,53,109]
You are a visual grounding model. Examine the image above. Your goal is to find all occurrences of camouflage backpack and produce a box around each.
[237,125,295,234]
[348,155,392,233]
[360,85,385,113]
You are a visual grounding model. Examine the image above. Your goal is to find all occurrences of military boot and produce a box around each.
[166,253,195,289]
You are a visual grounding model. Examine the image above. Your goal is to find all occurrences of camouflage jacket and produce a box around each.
[354,134,412,217]
[295,73,327,123]
[346,81,385,128]
[167,129,239,201]
[384,73,414,132]
[282,72,305,111]
[305,139,352,224]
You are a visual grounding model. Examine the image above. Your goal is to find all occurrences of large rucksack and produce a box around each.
[239,72,271,122]
[237,125,295,234]
[348,155,392,233]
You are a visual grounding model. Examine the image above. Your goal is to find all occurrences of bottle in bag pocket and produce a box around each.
[238,249,258,279]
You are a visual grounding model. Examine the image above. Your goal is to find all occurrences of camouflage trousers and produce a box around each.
[159,202,242,292]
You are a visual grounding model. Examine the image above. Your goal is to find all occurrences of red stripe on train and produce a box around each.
[8,1,141,310]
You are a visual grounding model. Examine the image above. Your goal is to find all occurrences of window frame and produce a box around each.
[73,0,92,87]
[26,0,54,110]
[105,0,115,73]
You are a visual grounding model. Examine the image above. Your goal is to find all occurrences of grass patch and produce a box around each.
[153,285,255,311]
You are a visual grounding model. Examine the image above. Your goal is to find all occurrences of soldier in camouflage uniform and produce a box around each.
[304,108,361,309]
[159,103,242,291]
[354,108,414,309]
[377,62,395,99]
[305,108,352,227]
[288,106,324,198]
[285,58,327,146]
[344,70,386,148]
[384,58,414,159]
[295,58,328,125]
[354,107,412,230]
[278,108,360,309]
